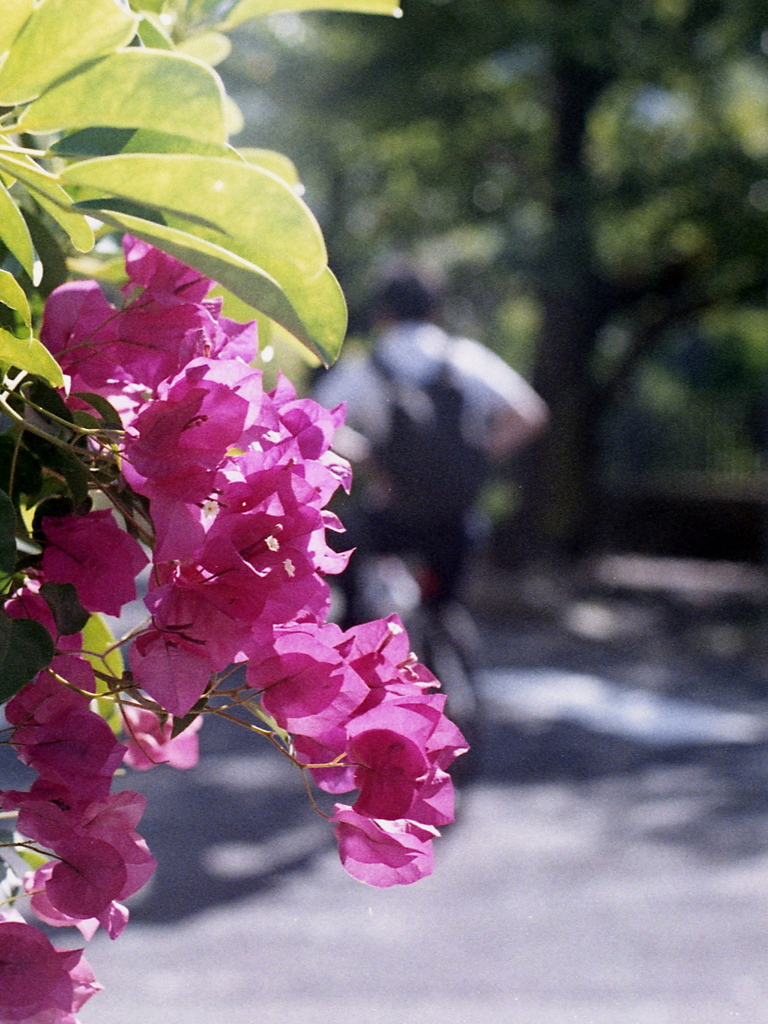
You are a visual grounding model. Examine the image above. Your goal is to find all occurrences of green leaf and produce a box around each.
[129,0,164,12]
[0,614,55,703]
[51,128,140,158]
[238,147,301,188]
[223,94,244,137]
[81,611,124,733]
[52,127,243,160]
[20,50,228,147]
[0,330,65,387]
[61,153,326,279]
[170,710,202,738]
[0,270,31,329]
[84,208,347,364]
[73,392,123,430]
[21,433,88,506]
[24,379,73,426]
[81,612,124,681]
[74,197,167,226]
[0,180,34,277]
[0,488,17,577]
[0,151,94,253]
[15,845,49,871]
[33,193,95,253]
[25,214,69,296]
[0,435,42,502]
[40,581,89,636]
[0,0,32,56]
[0,0,138,105]
[177,32,232,67]
[136,13,174,49]
[218,0,401,29]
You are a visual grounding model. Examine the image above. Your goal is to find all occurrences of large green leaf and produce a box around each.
[20,50,228,147]
[218,0,401,28]
[0,269,31,330]
[0,180,34,277]
[177,32,232,67]
[0,0,32,57]
[61,153,326,278]
[87,209,346,364]
[0,0,138,106]
[0,489,17,578]
[0,614,55,703]
[238,148,301,188]
[0,329,65,387]
[0,269,64,385]
[0,150,94,252]
[128,0,164,12]
[52,127,243,160]
[136,13,173,49]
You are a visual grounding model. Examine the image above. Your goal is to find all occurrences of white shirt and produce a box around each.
[313,321,547,456]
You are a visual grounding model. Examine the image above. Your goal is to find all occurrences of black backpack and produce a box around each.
[371,349,488,524]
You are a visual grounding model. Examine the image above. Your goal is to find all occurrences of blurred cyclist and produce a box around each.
[314,266,549,626]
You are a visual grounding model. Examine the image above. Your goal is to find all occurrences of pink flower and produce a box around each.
[129,631,213,718]
[0,917,100,1023]
[12,706,127,803]
[44,836,128,920]
[122,234,213,305]
[16,791,155,934]
[39,279,121,392]
[122,706,202,771]
[246,624,368,741]
[41,510,148,617]
[26,865,129,941]
[345,703,436,820]
[123,375,250,501]
[332,805,438,887]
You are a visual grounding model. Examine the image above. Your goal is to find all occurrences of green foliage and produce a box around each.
[0,614,55,702]
[40,582,90,637]
[0,0,405,369]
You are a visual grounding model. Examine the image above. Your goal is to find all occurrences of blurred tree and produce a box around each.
[223,0,768,556]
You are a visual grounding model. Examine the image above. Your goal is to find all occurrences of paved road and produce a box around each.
[73,564,768,1021]
[79,717,768,1019]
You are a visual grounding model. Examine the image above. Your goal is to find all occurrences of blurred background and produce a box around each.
[223,0,768,567]
[81,2,768,1021]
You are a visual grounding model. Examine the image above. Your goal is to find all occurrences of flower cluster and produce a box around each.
[0,237,466,1020]
[0,909,100,1024]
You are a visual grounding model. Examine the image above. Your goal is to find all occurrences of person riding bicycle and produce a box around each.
[313,266,549,626]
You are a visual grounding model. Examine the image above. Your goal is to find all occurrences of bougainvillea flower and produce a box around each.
[123,378,249,500]
[39,279,123,392]
[26,865,130,941]
[332,805,438,887]
[122,234,213,306]
[246,625,368,740]
[122,706,202,771]
[293,732,356,793]
[45,836,129,920]
[143,576,254,671]
[41,510,148,617]
[129,630,213,718]
[4,664,89,729]
[3,579,81,654]
[12,707,127,802]
[0,916,97,1022]
[349,735,426,819]
[404,767,456,827]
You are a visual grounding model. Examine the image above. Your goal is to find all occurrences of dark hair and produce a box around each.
[370,270,439,323]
